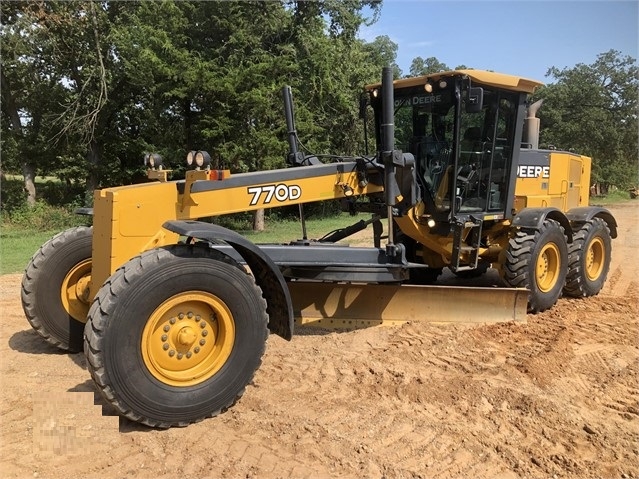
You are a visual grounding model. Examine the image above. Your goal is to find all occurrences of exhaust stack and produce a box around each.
[523,99,543,149]
[380,67,400,252]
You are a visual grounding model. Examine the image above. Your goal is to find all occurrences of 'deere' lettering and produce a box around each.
[517,165,550,179]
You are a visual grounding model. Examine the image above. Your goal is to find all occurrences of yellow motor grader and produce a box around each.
[22,67,616,427]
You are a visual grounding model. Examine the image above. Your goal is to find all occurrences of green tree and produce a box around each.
[537,50,638,192]
[1,1,134,203]
[30,1,113,195]
[1,0,389,221]
[408,56,450,76]
[1,2,71,204]
[363,35,402,78]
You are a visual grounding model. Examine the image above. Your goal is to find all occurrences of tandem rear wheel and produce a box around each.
[21,226,93,352]
[501,219,568,313]
[84,244,269,428]
[563,217,612,297]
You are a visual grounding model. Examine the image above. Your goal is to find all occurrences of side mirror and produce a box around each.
[466,87,484,113]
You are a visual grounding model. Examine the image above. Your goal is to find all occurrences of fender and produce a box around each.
[511,207,573,243]
[566,206,618,239]
[163,220,294,340]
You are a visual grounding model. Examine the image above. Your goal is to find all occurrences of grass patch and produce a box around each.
[591,189,637,206]
[1,201,91,274]
[237,213,374,244]
[0,212,374,275]
[4,189,630,276]
[0,227,59,274]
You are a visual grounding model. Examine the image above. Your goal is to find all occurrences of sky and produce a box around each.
[359,0,638,82]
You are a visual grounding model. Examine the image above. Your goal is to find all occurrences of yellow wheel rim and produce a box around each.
[141,292,235,387]
[60,259,92,323]
[535,243,561,293]
[585,237,605,281]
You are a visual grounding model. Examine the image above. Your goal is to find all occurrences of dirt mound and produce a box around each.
[1,202,637,479]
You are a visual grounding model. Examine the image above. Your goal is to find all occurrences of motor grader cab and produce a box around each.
[368,70,525,221]
[362,70,534,277]
[21,67,616,428]
[362,69,616,311]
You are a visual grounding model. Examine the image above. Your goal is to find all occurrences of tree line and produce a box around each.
[2,0,637,210]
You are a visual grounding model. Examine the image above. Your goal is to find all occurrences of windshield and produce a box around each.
[393,88,455,210]
[392,82,518,215]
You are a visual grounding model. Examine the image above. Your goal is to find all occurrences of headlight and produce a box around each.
[144,153,163,170]
[194,151,211,169]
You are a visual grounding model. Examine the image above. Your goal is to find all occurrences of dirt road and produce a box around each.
[1,202,637,479]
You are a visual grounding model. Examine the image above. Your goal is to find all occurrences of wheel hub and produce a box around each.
[75,275,91,303]
[160,314,210,359]
[586,237,605,281]
[536,243,560,293]
[177,326,197,348]
[141,292,235,387]
[61,259,92,323]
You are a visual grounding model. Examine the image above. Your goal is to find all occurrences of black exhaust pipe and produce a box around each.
[381,66,400,211]
[381,67,395,153]
[379,67,401,252]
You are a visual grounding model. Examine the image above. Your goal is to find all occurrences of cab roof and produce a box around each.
[366,69,543,94]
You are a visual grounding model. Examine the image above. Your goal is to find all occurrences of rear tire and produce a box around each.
[84,244,268,428]
[21,226,93,352]
[563,218,611,297]
[501,219,568,313]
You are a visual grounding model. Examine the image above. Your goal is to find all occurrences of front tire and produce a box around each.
[501,219,568,313]
[563,218,611,297]
[84,244,268,428]
[21,226,93,352]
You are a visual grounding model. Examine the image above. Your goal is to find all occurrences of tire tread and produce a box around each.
[501,220,568,313]
[563,218,612,297]
[84,244,268,428]
[21,226,92,351]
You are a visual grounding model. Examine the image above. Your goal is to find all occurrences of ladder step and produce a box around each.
[450,216,483,272]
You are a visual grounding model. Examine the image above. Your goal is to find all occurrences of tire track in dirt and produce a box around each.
[599,202,639,298]
[1,201,638,479]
